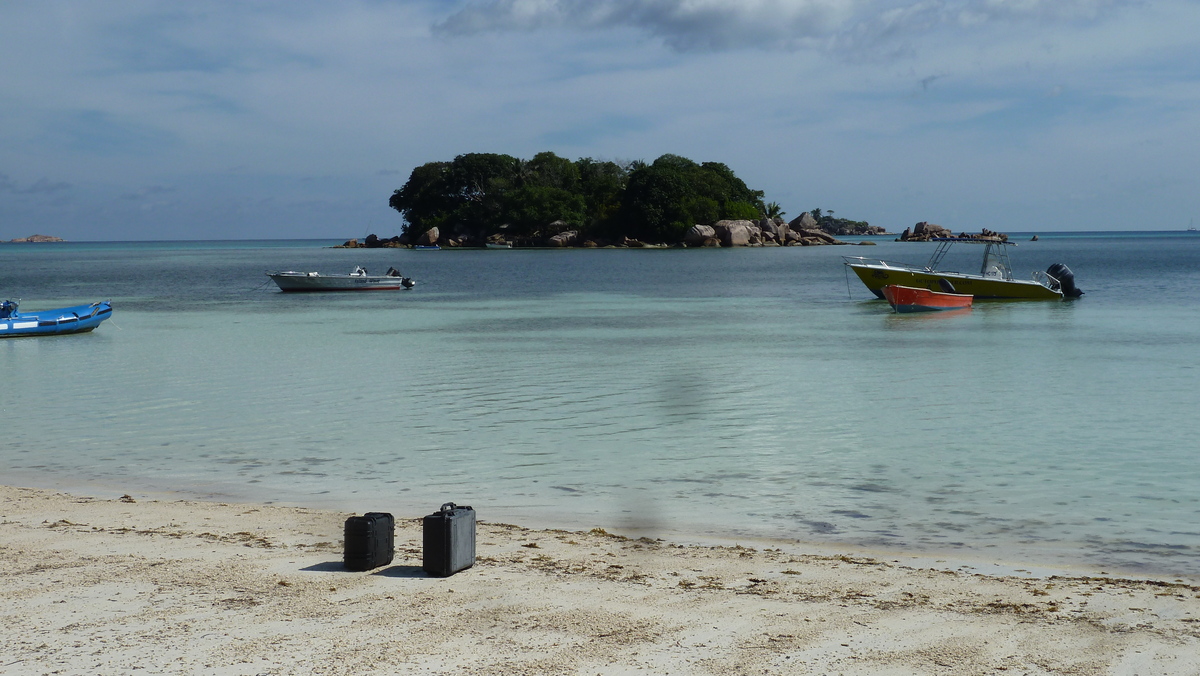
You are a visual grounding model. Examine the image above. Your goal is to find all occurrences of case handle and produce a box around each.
[439,502,457,512]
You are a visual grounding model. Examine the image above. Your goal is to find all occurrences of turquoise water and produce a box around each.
[3,233,1199,576]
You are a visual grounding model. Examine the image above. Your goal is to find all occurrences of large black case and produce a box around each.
[422,502,475,577]
[343,512,395,571]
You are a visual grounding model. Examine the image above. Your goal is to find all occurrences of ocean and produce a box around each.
[3,232,1199,576]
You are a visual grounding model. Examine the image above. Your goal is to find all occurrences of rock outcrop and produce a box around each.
[818,220,890,236]
[684,225,716,245]
[758,218,792,245]
[789,213,818,230]
[417,227,440,246]
[336,235,405,248]
[713,220,759,247]
[789,212,888,239]
[8,234,64,243]
[898,222,951,242]
[548,230,578,247]
[898,222,1007,242]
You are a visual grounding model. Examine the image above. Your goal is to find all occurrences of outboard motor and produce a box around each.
[937,278,957,294]
[1046,263,1083,298]
[401,277,416,289]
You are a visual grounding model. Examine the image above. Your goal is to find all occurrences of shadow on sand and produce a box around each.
[300,561,430,578]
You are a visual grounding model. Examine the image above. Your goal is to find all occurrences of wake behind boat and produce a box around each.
[266,266,415,292]
[844,236,1083,300]
[0,299,112,337]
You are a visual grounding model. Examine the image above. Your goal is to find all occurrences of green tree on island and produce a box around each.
[389,151,766,244]
[618,155,764,242]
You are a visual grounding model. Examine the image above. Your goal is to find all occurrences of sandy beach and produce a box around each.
[3,485,1200,675]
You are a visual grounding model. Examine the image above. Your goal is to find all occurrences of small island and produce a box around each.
[347,152,890,249]
[7,234,65,243]
[896,222,1008,242]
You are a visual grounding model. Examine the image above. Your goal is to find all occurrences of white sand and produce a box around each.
[3,484,1200,675]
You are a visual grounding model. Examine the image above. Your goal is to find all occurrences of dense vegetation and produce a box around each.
[388,152,767,244]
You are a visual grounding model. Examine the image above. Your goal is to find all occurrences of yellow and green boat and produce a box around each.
[844,238,1082,300]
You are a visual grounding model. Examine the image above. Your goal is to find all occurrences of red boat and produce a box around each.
[882,284,973,313]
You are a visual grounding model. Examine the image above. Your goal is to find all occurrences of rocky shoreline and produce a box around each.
[338,212,891,249]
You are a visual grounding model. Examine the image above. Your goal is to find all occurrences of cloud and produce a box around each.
[2,1,1194,239]
[0,172,71,194]
[434,0,1136,54]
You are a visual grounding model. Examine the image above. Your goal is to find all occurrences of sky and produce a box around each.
[1,0,1198,240]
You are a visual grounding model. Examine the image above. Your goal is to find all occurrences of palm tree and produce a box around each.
[765,202,785,219]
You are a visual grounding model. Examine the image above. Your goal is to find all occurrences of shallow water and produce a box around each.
[3,233,1199,575]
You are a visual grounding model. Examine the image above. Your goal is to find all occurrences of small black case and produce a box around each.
[422,502,475,577]
[343,512,395,571]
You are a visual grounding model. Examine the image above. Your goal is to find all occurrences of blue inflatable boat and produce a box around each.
[0,299,113,337]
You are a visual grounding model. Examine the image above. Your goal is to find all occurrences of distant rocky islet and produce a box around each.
[6,234,65,243]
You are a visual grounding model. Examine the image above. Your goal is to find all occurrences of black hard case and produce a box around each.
[422,502,475,577]
[343,512,395,571]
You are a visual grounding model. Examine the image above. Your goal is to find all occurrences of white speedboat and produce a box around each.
[266,266,415,292]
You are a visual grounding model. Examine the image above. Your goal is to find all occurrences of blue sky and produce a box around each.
[2,0,1198,240]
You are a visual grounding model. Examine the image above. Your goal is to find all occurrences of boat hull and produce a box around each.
[848,263,1062,300]
[267,272,407,292]
[882,285,973,313]
[0,301,112,337]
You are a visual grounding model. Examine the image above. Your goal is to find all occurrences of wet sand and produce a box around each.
[3,484,1199,675]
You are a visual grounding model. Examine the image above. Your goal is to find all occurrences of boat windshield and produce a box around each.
[926,239,1014,280]
[979,245,1010,279]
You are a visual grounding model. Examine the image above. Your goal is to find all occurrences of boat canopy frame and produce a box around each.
[926,238,1016,281]
[841,238,1019,279]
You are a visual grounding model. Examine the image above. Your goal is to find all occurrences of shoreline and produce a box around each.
[6,471,1192,583]
[4,483,1200,673]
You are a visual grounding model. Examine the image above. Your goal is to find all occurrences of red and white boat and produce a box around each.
[882,284,973,313]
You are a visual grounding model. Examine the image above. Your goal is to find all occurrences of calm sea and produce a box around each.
[3,233,1199,576]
